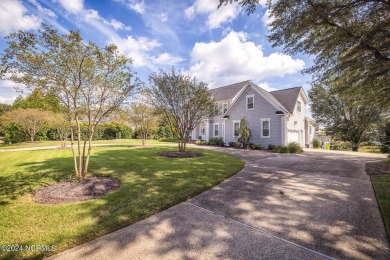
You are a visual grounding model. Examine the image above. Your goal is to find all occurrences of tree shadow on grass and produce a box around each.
[0,146,244,259]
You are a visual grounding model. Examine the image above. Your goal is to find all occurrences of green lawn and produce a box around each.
[0,146,244,259]
[0,139,172,150]
[371,175,390,239]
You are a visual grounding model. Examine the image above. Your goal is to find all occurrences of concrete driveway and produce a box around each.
[49,148,390,260]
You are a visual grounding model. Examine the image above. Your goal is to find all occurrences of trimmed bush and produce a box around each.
[268,144,276,150]
[313,137,321,149]
[208,137,224,146]
[229,141,241,148]
[287,142,303,153]
[250,143,263,150]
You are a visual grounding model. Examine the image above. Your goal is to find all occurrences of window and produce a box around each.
[223,103,228,113]
[297,100,302,113]
[261,118,270,138]
[200,126,205,136]
[214,123,219,137]
[233,121,240,137]
[246,95,254,110]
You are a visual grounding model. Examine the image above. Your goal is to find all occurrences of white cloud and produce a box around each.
[159,12,168,23]
[0,0,41,36]
[105,18,131,31]
[128,0,145,14]
[55,0,83,14]
[185,0,241,29]
[262,9,274,28]
[189,31,305,87]
[0,95,18,105]
[28,0,56,18]
[109,36,161,67]
[153,53,183,66]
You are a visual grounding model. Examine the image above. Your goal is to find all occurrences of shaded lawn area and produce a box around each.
[372,175,390,239]
[0,146,244,259]
[0,139,172,150]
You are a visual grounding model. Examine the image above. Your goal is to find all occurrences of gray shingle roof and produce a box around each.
[209,80,250,101]
[270,87,302,114]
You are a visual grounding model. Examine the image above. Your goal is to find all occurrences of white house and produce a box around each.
[192,80,316,147]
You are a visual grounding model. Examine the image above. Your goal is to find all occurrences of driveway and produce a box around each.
[49,148,390,260]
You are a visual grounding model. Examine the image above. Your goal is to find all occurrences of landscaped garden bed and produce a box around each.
[0,146,244,259]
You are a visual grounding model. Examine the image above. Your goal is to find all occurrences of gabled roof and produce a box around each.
[222,82,290,116]
[209,80,250,101]
[270,87,303,114]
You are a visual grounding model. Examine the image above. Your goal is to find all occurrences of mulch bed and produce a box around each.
[32,177,120,204]
[365,160,390,175]
[157,151,204,158]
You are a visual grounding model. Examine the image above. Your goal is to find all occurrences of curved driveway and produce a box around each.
[50,147,390,260]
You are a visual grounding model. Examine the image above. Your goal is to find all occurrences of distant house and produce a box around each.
[191,80,316,147]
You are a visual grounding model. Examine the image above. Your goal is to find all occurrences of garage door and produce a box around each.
[288,131,299,144]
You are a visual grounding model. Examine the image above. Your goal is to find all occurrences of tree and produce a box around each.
[1,24,139,179]
[50,113,69,147]
[0,108,54,143]
[309,84,383,151]
[147,69,217,152]
[12,88,62,112]
[0,103,11,116]
[238,116,251,148]
[219,0,390,109]
[128,102,158,145]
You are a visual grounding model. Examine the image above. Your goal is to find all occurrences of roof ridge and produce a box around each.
[270,86,302,93]
[211,80,250,90]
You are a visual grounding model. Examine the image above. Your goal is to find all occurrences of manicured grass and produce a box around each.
[371,175,390,239]
[0,146,244,259]
[359,146,382,153]
[0,139,171,150]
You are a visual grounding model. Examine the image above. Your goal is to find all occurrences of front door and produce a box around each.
[200,125,206,140]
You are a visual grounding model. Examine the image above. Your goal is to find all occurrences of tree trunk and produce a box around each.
[30,135,34,143]
[70,125,80,179]
[351,142,360,152]
[82,131,94,179]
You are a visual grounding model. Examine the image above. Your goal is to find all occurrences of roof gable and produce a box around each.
[270,87,305,114]
[209,80,250,101]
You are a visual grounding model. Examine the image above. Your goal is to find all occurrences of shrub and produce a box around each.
[268,144,276,150]
[287,142,303,153]
[229,141,241,148]
[275,145,289,153]
[380,145,390,153]
[313,137,321,149]
[195,140,208,145]
[250,143,263,150]
[208,137,225,146]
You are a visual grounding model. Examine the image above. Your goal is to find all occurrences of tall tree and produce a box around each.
[0,108,54,143]
[309,84,383,151]
[1,24,139,179]
[128,102,158,145]
[147,69,217,153]
[219,0,390,108]
[0,103,11,116]
[12,88,62,112]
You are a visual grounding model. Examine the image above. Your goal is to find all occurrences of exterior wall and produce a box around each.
[221,86,282,147]
[286,92,306,146]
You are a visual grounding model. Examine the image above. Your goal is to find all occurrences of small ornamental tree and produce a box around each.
[147,69,217,152]
[1,24,139,179]
[51,113,70,147]
[0,108,54,143]
[238,116,251,149]
[128,102,158,145]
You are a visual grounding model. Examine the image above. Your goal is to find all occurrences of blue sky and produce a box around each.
[0,0,313,104]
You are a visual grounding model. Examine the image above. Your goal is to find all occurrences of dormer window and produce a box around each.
[223,103,228,113]
[297,100,302,113]
[246,95,254,110]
